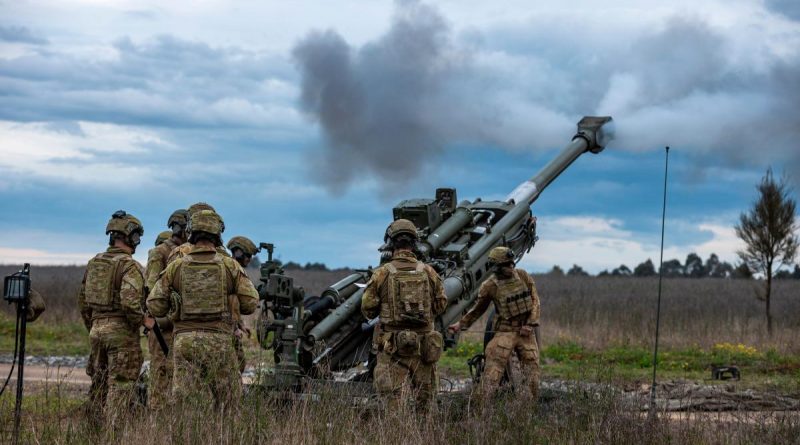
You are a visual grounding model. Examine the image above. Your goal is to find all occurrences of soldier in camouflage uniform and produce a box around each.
[147,210,258,408]
[26,288,46,322]
[143,209,188,410]
[154,230,172,247]
[362,219,447,413]
[448,246,541,402]
[226,236,258,375]
[77,210,146,425]
[167,202,230,264]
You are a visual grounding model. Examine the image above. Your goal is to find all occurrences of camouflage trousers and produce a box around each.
[146,328,174,410]
[234,335,246,375]
[481,330,539,401]
[87,318,143,426]
[172,331,240,408]
[373,351,437,413]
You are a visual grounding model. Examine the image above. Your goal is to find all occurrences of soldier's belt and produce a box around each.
[91,313,127,321]
[379,323,433,334]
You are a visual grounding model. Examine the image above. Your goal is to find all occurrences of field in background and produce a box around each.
[3,265,797,354]
[1,265,798,443]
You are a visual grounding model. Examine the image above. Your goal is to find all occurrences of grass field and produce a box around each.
[1,265,798,443]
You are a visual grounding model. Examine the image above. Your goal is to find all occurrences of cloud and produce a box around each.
[0,34,302,131]
[0,247,94,265]
[0,120,170,187]
[766,0,800,21]
[0,25,48,45]
[293,2,800,192]
[520,216,743,273]
[293,0,575,194]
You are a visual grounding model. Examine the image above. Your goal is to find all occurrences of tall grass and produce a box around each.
[534,276,799,354]
[2,376,797,444]
[2,265,798,354]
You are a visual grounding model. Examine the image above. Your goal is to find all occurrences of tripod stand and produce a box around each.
[3,263,31,445]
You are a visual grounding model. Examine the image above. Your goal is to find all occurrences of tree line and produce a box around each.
[549,253,800,279]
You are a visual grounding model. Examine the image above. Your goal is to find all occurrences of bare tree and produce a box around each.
[735,168,798,336]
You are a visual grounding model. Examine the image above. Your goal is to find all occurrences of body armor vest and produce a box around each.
[380,262,432,328]
[178,253,231,321]
[84,251,129,311]
[492,269,533,320]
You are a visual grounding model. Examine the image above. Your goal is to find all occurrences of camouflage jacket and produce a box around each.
[77,247,145,331]
[145,237,181,291]
[459,268,540,332]
[361,250,447,331]
[166,242,229,265]
[147,245,258,334]
[26,288,46,322]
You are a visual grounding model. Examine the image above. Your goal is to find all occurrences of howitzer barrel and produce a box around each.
[424,206,473,252]
[320,272,366,303]
[307,288,365,343]
[468,116,613,271]
[506,116,613,206]
[444,275,465,304]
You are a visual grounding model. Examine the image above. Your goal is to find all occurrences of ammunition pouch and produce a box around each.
[394,330,420,358]
[420,331,443,364]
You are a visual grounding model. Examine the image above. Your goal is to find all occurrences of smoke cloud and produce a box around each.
[294,1,800,192]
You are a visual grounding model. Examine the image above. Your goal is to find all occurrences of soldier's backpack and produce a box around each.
[84,252,130,311]
[381,262,432,327]
[493,269,533,320]
[178,253,231,321]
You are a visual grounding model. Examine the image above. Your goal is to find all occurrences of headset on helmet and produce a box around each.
[105,210,144,250]
[167,209,188,228]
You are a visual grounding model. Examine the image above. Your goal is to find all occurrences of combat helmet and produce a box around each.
[155,230,172,246]
[188,209,224,235]
[227,236,258,256]
[105,210,144,237]
[187,209,225,246]
[105,210,144,250]
[487,246,515,267]
[167,209,189,229]
[187,202,216,217]
[385,219,419,241]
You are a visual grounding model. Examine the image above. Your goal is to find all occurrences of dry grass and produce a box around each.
[1,378,798,444]
[2,265,798,355]
[1,266,799,443]
[533,275,800,354]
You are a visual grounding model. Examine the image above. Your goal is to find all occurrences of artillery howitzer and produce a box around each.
[255,116,614,392]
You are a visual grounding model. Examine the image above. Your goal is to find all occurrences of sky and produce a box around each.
[0,0,798,273]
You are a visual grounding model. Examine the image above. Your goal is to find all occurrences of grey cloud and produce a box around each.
[766,0,800,21]
[294,3,800,191]
[293,0,573,193]
[0,25,48,45]
[0,34,299,130]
